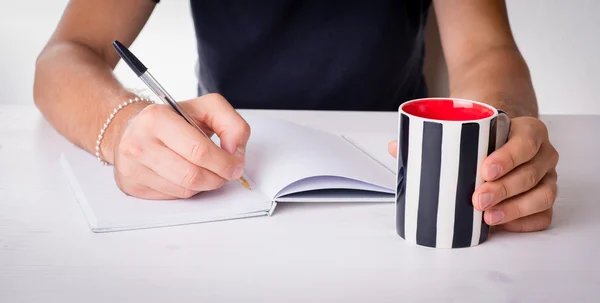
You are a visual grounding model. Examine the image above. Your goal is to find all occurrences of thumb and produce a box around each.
[181,94,251,163]
[388,140,398,158]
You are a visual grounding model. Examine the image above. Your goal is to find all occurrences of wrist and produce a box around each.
[448,48,539,119]
[97,95,153,164]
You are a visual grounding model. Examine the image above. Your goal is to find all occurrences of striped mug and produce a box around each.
[395,98,510,248]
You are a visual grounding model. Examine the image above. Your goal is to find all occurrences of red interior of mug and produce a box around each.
[402,98,494,121]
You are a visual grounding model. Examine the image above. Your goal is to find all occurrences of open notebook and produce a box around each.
[61,112,395,232]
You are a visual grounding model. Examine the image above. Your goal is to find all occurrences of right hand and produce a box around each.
[106,93,251,199]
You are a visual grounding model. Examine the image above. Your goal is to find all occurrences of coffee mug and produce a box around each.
[395,98,510,248]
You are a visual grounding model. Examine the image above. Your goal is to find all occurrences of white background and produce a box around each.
[1,0,598,115]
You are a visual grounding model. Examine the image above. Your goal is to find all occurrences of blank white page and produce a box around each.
[276,175,394,199]
[239,113,395,199]
[341,132,398,172]
[60,145,273,232]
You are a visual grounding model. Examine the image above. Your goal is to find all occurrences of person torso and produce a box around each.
[186,0,432,111]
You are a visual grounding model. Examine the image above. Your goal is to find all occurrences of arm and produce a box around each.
[403,0,558,232]
[433,0,538,118]
[33,0,156,164]
[34,0,250,200]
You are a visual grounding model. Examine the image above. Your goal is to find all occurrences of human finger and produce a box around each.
[114,165,177,200]
[116,153,202,198]
[120,138,228,192]
[481,117,546,181]
[497,208,553,232]
[138,105,244,180]
[474,142,559,211]
[181,93,251,162]
[388,140,398,158]
[483,171,557,226]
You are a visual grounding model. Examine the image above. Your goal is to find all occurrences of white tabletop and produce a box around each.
[1,104,598,302]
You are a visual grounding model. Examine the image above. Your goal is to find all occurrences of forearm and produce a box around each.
[33,41,148,163]
[432,0,538,118]
[447,46,538,119]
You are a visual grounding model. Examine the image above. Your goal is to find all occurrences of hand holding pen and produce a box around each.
[101,41,251,200]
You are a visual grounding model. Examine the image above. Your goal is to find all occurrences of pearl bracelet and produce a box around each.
[96,96,154,165]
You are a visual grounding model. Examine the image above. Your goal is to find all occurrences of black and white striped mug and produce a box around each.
[395,98,510,248]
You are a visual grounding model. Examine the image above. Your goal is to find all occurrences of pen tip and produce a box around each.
[240,177,251,190]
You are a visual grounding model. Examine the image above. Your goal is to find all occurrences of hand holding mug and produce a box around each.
[388,98,559,246]
[471,116,559,232]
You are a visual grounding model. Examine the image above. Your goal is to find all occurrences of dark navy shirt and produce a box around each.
[154,0,432,111]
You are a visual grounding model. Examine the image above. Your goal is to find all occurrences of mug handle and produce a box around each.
[495,110,511,149]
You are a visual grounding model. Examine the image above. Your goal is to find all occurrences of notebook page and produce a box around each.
[274,189,394,202]
[341,132,398,171]
[60,145,273,232]
[238,113,395,199]
[276,175,394,198]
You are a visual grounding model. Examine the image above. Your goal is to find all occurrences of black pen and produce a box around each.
[112,40,251,190]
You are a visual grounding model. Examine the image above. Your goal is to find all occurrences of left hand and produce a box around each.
[388,116,559,232]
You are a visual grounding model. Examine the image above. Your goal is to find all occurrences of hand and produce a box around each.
[388,116,559,232]
[106,93,251,199]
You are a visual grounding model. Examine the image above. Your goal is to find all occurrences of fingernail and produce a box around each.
[232,166,244,179]
[478,193,493,210]
[489,209,504,224]
[486,164,501,179]
[235,147,245,162]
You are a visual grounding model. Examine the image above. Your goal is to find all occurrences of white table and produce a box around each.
[1,104,598,302]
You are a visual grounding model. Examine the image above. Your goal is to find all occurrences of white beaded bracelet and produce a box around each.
[96,96,154,165]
